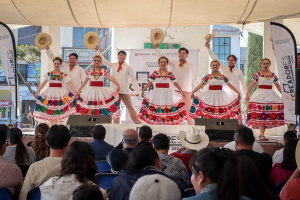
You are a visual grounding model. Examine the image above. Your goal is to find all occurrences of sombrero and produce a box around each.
[269,36,273,41]
[84,32,100,50]
[204,30,216,43]
[179,126,209,150]
[35,33,52,50]
[150,28,165,45]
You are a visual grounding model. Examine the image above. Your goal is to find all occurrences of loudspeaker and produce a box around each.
[296,68,300,115]
[194,118,239,141]
[67,115,112,137]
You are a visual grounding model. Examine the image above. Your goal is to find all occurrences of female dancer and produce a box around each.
[245,58,284,141]
[76,55,121,120]
[138,56,187,125]
[190,60,241,120]
[33,57,77,124]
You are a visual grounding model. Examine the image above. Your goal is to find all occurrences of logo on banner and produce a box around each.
[281,55,295,101]
[135,53,138,56]
[6,50,15,86]
[0,34,9,40]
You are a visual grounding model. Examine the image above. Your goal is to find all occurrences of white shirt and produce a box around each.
[156,49,200,92]
[46,50,87,94]
[208,48,246,97]
[96,50,140,95]
[224,141,264,153]
[272,148,283,166]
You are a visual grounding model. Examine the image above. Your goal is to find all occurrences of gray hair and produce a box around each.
[122,129,138,145]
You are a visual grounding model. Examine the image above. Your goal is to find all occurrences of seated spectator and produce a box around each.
[110,141,183,200]
[0,125,23,199]
[273,131,297,166]
[27,123,50,157]
[224,140,264,153]
[152,133,189,183]
[138,125,152,142]
[89,125,113,160]
[21,111,33,128]
[183,147,250,200]
[129,174,181,200]
[40,141,107,200]
[73,184,104,200]
[4,128,36,164]
[19,125,71,200]
[107,129,138,173]
[280,169,300,200]
[270,138,299,188]
[239,155,277,200]
[170,127,209,171]
[235,126,272,188]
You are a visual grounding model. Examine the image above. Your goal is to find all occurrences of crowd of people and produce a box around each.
[0,123,299,200]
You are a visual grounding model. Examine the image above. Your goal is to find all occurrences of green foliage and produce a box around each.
[16,45,41,64]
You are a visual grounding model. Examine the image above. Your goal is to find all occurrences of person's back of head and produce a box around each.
[92,125,106,140]
[73,184,103,200]
[123,129,139,147]
[126,141,159,170]
[152,133,169,151]
[0,124,9,134]
[139,125,153,142]
[47,125,71,149]
[8,128,29,164]
[283,131,297,143]
[0,128,7,155]
[234,125,255,148]
[32,123,49,156]
[189,147,240,200]
[281,138,299,171]
[60,141,97,184]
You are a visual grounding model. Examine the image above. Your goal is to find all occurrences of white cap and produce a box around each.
[129,174,181,200]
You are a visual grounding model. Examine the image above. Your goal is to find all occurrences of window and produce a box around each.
[212,37,231,66]
[18,26,42,46]
[18,64,28,84]
[240,64,245,75]
[73,28,108,48]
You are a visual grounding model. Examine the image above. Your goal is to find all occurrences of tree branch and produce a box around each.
[17,65,36,96]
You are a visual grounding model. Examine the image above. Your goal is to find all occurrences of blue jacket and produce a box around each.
[88,139,114,160]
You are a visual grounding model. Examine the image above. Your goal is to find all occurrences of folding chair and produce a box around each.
[95,161,111,172]
[27,186,41,200]
[274,181,286,197]
[0,187,12,200]
[184,188,196,198]
[96,173,119,190]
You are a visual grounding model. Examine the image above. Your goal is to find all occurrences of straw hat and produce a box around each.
[179,127,209,150]
[35,33,52,50]
[204,30,216,43]
[269,36,273,41]
[296,140,300,170]
[84,32,100,49]
[150,28,165,45]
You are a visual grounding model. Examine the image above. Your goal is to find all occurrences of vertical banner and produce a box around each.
[270,22,297,124]
[0,22,21,118]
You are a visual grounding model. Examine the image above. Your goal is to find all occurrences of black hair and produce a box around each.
[152,133,169,150]
[118,50,127,56]
[284,130,297,141]
[46,125,71,149]
[126,141,159,170]
[227,55,237,62]
[92,125,106,140]
[178,47,189,54]
[139,125,153,142]
[0,129,7,148]
[73,184,103,200]
[297,52,300,56]
[8,128,29,164]
[69,53,78,59]
[281,138,299,171]
[234,125,255,146]
[189,147,241,200]
[0,124,9,134]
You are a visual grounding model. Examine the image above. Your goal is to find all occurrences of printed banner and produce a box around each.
[0,22,21,117]
[270,22,297,124]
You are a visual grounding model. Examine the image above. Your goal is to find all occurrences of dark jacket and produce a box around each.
[89,139,114,160]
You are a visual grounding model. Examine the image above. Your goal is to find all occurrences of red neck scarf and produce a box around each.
[229,66,235,73]
[179,60,186,67]
[117,62,123,72]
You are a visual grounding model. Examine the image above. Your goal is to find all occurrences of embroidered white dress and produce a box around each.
[138,70,188,125]
[33,72,76,123]
[76,69,120,120]
[247,71,284,129]
[190,74,241,119]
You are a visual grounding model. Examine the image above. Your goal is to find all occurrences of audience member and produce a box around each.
[239,155,278,200]
[4,128,36,164]
[40,141,107,200]
[273,131,297,166]
[235,126,272,188]
[27,123,50,157]
[183,147,250,200]
[107,129,138,173]
[270,138,299,188]
[73,184,104,200]
[138,125,153,142]
[152,133,189,183]
[224,139,264,153]
[21,111,33,128]
[0,125,23,199]
[129,174,181,200]
[19,125,71,200]
[280,169,300,199]
[170,127,209,171]
[110,141,183,200]
[89,125,113,160]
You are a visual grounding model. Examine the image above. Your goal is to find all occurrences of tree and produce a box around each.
[16,45,41,96]
[244,32,263,112]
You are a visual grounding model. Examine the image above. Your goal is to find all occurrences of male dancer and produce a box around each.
[46,46,86,94]
[95,46,141,124]
[155,44,200,125]
[206,42,246,124]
